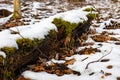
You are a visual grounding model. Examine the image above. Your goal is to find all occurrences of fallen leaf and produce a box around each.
[100,59,110,62]
[105,73,112,76]
[18,76,30,80]
[55,70,64,76]
[107,65,113,69]
[65,58,76,65]
[73,71,81,76]
[117,77,120,80]
[64,69,73,74]
[101,75,105,79]
[91,35,110,42]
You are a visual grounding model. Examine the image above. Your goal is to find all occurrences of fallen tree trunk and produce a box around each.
[0,6,98,80]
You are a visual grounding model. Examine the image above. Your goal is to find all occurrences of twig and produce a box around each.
[85,47,112,69]
[9,27,25,39]
[81,57,89,62]
[36,47,49,60]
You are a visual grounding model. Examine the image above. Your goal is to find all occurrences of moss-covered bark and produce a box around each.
[0,6,98,80]
[0,38,43,80]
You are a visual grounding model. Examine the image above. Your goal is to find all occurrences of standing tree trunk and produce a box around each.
[13,0,21,19]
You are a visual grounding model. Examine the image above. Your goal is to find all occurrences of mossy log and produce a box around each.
[0,19,92,80]
[0,7,98,80]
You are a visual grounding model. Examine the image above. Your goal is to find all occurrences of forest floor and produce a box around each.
[0,0,120,80]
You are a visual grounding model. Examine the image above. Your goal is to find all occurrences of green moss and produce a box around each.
[16,38,43,54]
[1,38,43,56]
[48,29,57,38]
[1,47,16,56]
[82,7,96,12]
[0,38,44,79]
[52,18,79,36]
[5,71,12,79]
[82,6,98,20]
[87,12,98,20]
[0,55,3,64]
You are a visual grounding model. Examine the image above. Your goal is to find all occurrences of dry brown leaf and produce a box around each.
[105,73,112,76]
[69,50,74,55]
[117,77,120,80]
[65,58,76,65]
[105,36,111,42]
[107,65,113,69]
[101,75,105,79]
[34,66,45,72]
[79,47,101,55]
[91,35,110,42]
[34,62,46,72]
[84,51,89,55]
[110,37,120,41]
[115,42,120,45]
[49,62,56,67]
[17,76,31,80]
[55,70,64,76]
[64,36,71,47]
[64,69,73,74]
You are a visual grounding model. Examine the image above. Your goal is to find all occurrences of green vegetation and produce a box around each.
[86,12,98,20]
[47,29,57,39]
[52,18,79,36]
[0,38,43,80]
[16,38,43,54]
[0,55,3,64]
[82,6,98,20]
[82,7,96,12]
[1,38,43,56]
[1,47,16,56]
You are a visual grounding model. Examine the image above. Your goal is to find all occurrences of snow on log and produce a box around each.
[0,6,98,79]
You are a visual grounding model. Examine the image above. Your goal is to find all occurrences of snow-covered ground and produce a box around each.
[0,0,120,80]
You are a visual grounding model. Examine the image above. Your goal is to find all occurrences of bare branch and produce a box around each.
[85,47,112,69]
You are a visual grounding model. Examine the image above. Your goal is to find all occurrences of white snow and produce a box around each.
[0,1,120,80]
[0,14,12,26]
[0,51,6,58]
[0,4,13,12]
